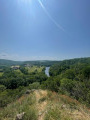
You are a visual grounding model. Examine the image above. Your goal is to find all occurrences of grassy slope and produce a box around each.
[45,91,90,120]
[0,91,37,120]
[0,89,90,120]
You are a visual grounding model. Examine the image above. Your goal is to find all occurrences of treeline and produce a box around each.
[41,57,90,107]
[0,59,59,67]
[49,57,90,76]
[23,60,60,67]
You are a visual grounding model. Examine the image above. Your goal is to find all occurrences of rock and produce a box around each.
[61,104,66,109]
[38,112,42,116]
[25,90,31,94]
[25,89,36,94]
[15,112,25,120]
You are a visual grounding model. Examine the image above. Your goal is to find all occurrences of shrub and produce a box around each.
[29,82,40,90]
[0,85,6,92]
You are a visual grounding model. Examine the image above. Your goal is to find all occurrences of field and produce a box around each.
[14,69,23,75]
[26,66,44,73]
[0,72,3,77]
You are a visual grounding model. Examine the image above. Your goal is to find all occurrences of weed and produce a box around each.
[38,96,47,103]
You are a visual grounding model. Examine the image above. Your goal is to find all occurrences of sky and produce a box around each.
[0,0,90,61]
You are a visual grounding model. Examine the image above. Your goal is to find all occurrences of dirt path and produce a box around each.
[34,90,47,120]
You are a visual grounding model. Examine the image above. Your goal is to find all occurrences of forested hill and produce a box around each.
[49,57,90,76]
[0,59,23,67]
[0,59,60,67]
[1,57,89,67]
[23,60,60,66]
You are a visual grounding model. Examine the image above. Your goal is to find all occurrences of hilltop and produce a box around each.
[0,89,90,120]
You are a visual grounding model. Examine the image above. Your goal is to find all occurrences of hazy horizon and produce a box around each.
[0,0,90,61]
[0,57,90,62]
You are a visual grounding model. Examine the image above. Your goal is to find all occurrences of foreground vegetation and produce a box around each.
[0,57,90,119]
[0,90,37,120]
[0,89,90,120]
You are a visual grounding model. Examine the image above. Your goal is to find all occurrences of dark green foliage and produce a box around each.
[29,82,40,89]
[82,66,90,79]
[0,85,6,92]
[50,57,90,76]
[20,66,28,75]
[41,76,60,92]
[0,68,47,89]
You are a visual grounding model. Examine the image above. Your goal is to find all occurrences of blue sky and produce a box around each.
[0,0,90,61]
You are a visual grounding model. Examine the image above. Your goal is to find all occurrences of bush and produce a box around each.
[60,78,74,95]
[29,82,40,90]
[0,85,6,92]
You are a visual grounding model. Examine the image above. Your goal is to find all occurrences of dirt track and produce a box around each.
[34,90,47,120]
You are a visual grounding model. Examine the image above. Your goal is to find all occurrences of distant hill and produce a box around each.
[0,57,90,67]
[0,59,23,66]
[23,60,60,66]
[0,59,60,68]
[49,57,90,76]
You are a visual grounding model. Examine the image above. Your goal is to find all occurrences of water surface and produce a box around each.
[45,67,50,77]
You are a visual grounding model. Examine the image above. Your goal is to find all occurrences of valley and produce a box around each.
[0,57,90,120]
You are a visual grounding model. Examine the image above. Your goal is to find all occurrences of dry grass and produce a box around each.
[45,90,90,120]
[34,90,48,120]
[0,89,90,120]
